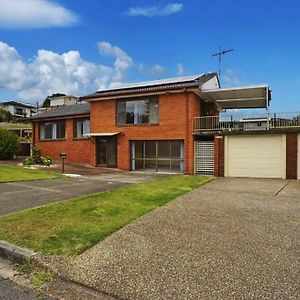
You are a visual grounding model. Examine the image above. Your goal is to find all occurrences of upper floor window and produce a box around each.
[74,119,90,138]
[117,97,159,125]
[40,121,66,140]
[15,107,25,116]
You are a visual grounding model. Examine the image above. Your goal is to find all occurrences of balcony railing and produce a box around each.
[193,112,300,132]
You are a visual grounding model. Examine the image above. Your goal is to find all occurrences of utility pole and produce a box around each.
[212,47,234,78]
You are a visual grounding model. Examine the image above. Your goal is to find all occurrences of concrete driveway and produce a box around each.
[43,178,300,300]
[0,173,165,216]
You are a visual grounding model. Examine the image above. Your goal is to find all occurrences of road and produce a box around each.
[0,276,52,300]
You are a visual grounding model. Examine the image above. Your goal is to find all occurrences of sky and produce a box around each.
[0,0,299,111]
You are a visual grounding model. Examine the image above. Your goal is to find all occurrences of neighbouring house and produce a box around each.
[0,122,32,156]
[30,73,300,179]
[0,122,32,138]
[0,101,37,118]
[49,95,80,107]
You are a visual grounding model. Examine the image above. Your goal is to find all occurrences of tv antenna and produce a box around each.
[212,47,234,77]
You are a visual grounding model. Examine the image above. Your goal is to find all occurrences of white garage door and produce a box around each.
[297,134,300,179]
[225,135,286,179]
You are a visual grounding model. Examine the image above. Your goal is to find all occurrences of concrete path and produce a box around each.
[42,178,300,300]
[0,173,164,216]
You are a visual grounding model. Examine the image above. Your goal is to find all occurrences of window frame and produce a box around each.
[73,118,90,139]
[116,97,159,126]
[130,140,184,173]
[39,120,66,141]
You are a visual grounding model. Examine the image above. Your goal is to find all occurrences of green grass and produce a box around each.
[18,262,53,288]
[0,163,62,183]
[0,175,211,256]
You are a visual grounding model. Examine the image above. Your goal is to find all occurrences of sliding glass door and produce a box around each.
[131,140,184,173]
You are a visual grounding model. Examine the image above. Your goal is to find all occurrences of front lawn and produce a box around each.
[0,163,62,183]
[0,175,211,256]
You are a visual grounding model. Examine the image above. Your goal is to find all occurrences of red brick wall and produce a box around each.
[214,136,224,177]
[32,92,206,173]
[286,133,298,179]
[33,119,93,165]
[90,92,201,173]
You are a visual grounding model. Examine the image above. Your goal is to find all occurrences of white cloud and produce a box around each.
[126,3,183,17]
[177,63,184,75]
[222,68,241,86]
[0,0,78,29]
[97,41,133,81]
[0,41,133,100]
[148,64,165,76]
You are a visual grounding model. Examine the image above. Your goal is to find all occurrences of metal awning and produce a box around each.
[203,85,271,109]
[84,132,120,137]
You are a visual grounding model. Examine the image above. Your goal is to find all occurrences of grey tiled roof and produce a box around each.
[30,103,90,120]
[81,73,218,100]
[0,100,36,108]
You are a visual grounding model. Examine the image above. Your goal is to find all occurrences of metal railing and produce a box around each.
[193,112,300,132]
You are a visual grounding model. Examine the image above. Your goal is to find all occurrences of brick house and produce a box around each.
[31,73,300,178]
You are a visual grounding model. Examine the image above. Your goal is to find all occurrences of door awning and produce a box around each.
[203,85,271,109]
[84,132,121,137]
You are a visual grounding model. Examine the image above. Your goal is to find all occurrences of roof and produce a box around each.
[0,101,36,109]
[81,73,218,100]
[203,85,271,109]
[30,103,90,120]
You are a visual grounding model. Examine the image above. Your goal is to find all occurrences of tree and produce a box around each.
[43,93,67,107]
[0,108,13,122]
[0,128,20,159]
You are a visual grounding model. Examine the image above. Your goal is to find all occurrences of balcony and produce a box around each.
[193,112,300,133]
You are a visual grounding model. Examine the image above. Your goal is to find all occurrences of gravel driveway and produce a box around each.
[41,178,300,300]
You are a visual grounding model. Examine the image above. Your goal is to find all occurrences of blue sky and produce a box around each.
[0,0,299,111]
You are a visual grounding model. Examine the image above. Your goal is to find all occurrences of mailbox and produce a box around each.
[59,153,67,159]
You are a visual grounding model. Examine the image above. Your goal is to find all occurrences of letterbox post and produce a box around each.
[59,153,67,173]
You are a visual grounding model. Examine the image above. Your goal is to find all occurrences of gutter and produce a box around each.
[29,113,90,122]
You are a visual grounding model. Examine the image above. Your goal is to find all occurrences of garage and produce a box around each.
[224,134,286,179]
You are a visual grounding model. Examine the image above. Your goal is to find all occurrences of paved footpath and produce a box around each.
[41,178,300,300]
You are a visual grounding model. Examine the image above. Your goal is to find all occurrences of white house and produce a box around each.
[0,101,37,118]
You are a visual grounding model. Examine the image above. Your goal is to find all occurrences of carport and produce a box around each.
[194,85,294,179]
[202,84,271,109]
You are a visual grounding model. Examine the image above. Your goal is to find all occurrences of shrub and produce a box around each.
[42,156,52,166]
[0,128,20,160]
[23,157,36,166]
[22,145,53,167]
[32,145,42,164]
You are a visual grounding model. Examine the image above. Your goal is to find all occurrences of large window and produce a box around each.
[117,98,159,125]
[40,121,66,140]
[74,119,90,138]
[131,140,184,173]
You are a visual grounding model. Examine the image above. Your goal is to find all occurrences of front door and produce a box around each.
[96,137,117,167]
[97,139,107,165]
